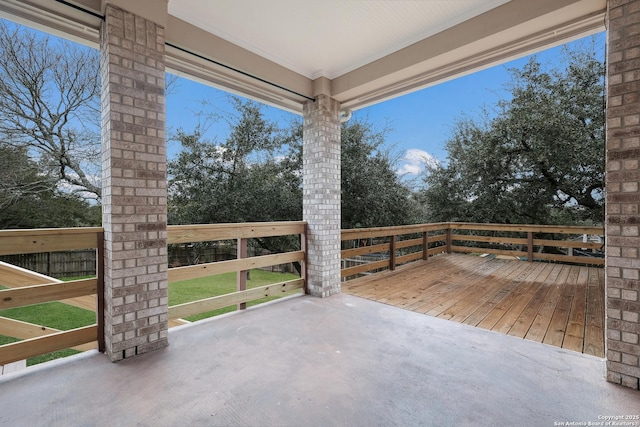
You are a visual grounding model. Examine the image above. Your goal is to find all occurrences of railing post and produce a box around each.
[423,232,429,261]
[237,238,248,310]
[301,224,308,293]
[96,231,105,353]
[446,227,452,254]
[527,231,533,263]
[390,235,397,270]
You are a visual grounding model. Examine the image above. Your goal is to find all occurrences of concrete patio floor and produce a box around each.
[0,293,638,426]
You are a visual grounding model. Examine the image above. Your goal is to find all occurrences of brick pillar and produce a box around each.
[303,94,341,297]
[605,0,640,389]
[100,4,168,361]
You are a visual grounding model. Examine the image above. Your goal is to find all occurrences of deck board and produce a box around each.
[524,265,571,343]
[447,261,525,323]
[543,266,578,349]
[342,253,605,357]
[507,263,562,338]
[583,268,605,357]
[491,262,556,335]
[461,262,535,327]
[476,262,550,332]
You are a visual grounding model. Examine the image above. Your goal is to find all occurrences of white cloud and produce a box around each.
[396,148,439,176]
[397,163,422,175]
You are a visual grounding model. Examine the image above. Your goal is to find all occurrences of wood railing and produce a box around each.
[0,227,104,366]
[166,221,306,320]
[341,222,604,280]
[341,223,449,279]
[0,222,306,367]
[0,220,603,364]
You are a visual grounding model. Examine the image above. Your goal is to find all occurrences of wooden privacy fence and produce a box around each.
[166,221,306,320]
[0,250,97,278]
[0,227,104,366]
[341,222,604,280]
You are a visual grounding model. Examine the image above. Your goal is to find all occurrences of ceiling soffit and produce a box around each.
[0,0,606,114]
[334,0,606,110]
[169,0,511,80]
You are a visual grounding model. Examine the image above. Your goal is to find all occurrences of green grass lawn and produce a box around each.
[0,283,97,365]
[0,269,301,365]
[170,269,301,321]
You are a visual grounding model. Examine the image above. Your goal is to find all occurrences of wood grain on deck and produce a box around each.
[342,253,605,357]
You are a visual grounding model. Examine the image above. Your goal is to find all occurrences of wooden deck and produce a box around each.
[342,253,605,357]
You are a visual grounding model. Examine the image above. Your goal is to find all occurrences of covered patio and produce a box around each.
[1,293,637,426]
[0,0,639,397]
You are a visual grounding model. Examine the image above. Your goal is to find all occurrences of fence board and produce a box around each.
[396,238,423,249]
[448,222,603,235]
[0,279,97,310]
[0,228,101,256]
[534,252,604,266]
[341,223,449,240]
[341,243,389,258]
[168,279,304,319]
[397,251,423,264]
[428,233,447,243]
[168,251,304,283]
[0,317,96,352]
[0,262,97,311]
[341,259,389,278]
[533,239,603,249]
[451,235,527,245]
[0,325,97,365]
[168,222,306,244]
[451,246,528,258]
[0,250,97,278]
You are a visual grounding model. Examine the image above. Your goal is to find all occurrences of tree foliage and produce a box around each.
[168,98,301,226]
[0,20,101,199]
[420,40,605,225]
[167,98,302,264]
[0,145,100,229]
[0,145,54,210]
[341,119,421,228]
[168,100,420,233]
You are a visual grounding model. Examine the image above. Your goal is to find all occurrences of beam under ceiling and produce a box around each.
[0,0,606,114]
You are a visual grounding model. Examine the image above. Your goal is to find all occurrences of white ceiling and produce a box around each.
[0,0,607,112]
[169,0,511,80]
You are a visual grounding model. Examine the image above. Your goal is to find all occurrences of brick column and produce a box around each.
[100,4,168,361]
[605,0,640,389]
[303,94,341,297]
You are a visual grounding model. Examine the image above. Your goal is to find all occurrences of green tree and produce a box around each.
[169,103,421,230]
[168,98,300,225]
[420,40,605,225]
[168,98,301,269]
[341,119,421,228]
[0,145,100,229]
[0,145,54,210]
[0,20,101,199]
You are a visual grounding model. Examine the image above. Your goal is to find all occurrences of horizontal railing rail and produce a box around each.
[0,227,104,366]
[0,220,603,363]
[341,222,604,280]
[0,222,307,367]
[448,222,604,266]
[166,221,307,320]
[341,223,450,279]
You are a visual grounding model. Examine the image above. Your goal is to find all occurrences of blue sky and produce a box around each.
[5,17,605,182]
[166,31,605,180]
